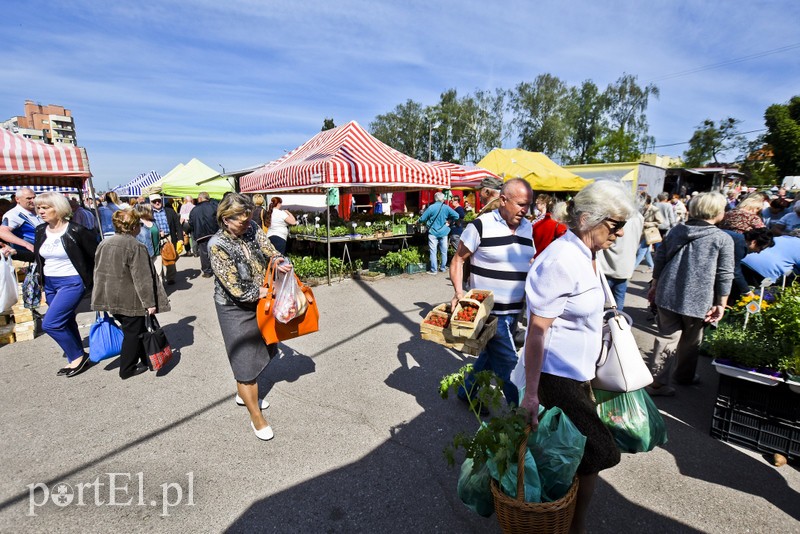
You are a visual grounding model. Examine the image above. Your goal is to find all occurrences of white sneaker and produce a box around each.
[250,421,274,441]
[235,394,270,410]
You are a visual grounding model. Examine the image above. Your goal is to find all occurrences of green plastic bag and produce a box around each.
[457,458,494,517]
[594,388,668,453]
[528,407,587,502]
[487,449,542,503]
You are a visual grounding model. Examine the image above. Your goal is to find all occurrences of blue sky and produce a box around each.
[3,0,799,189]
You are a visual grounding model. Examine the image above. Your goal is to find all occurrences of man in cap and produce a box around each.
[149,194,183,284]
[478,177,503,215]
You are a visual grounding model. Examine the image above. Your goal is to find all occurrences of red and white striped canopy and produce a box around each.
[426,161,501,189]
[0,129,91,189]
[240,121,450,194]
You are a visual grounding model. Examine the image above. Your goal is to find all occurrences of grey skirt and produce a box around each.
[215,302,270,382]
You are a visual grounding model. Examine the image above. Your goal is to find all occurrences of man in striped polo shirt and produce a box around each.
[449,178,534,408]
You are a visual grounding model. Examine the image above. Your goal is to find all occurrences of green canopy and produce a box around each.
[157,158,233,199]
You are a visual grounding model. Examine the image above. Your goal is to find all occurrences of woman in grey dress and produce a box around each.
[209,194,291,441]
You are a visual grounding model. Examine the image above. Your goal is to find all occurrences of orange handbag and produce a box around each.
[256,259,319,344]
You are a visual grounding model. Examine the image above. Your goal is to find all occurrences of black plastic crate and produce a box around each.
[711,404,800,461]
[716,375,800,423]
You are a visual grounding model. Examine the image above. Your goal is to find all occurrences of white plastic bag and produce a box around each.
[0,255,18,313]
[272,266,307,324]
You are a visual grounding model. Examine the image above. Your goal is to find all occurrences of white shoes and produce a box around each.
[235,393,270,410]
[250,422,274,441]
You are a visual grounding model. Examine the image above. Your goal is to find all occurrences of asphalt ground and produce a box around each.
[0,255,798,533]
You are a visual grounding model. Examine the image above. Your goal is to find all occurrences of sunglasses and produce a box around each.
[151,199,162,203]
[604,218,627,233]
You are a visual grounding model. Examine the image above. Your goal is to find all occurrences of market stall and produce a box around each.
[0,129,92,190]
[113,170,162,198]
[144,158,233,200]
[477,148,592,192]
[240,120,451,283]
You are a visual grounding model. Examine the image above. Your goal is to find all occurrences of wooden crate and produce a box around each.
[465,289,494,313]
[421,315,498,356]
[450,298,489,339]
[0,323,15,345]
[12,306,34,323]
[419,308,450,335]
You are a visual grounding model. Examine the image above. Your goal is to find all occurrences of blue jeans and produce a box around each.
[458,313,520,406]
[606,277,629,311]
[428,233,448,272]
[635,237,654,269]
[43,275,86,362]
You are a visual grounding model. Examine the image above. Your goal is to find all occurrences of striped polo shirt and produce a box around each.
[460,210,535,315]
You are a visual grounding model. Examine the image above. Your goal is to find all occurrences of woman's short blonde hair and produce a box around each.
[133,202,154,221]
[217,193,254,226]
[737,193,765,212]
[112,209,141,234]
[252,193,265,206]
[689,192,727,220]
[34,192,72,220]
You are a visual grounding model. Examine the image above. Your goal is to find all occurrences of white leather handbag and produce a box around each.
[593,270,654,392]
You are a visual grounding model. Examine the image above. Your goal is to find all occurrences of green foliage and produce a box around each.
[464,210,477,222]
[683,117,747,167]
[321,118,336,131]
[287,254,360,280]
[511,74,572,157]
[764,95,800,178]
[439,366,528,480]
[705,283,800,373]
[377,247,422,270]
[564,80,607,164]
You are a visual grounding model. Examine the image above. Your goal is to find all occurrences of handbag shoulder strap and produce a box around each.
[597,266,618,311]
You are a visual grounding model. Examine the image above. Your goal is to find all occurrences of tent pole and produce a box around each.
[86,177,104,241]
[327,207,331,286]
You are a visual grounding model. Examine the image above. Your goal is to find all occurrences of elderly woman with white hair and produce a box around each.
[647,192,734,396]
[33,192,98,377]
[520,180,637,533]
[419,191,460,274]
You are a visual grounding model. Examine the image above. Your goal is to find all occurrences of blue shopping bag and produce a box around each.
[89,312,124,363]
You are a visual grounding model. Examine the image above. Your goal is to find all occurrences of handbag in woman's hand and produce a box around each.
[141,314,173,371]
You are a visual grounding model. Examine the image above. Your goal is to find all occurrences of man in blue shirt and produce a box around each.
[419,192,460,274]
[0,187,42,262]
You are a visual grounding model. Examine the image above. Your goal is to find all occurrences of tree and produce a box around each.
[599,74,659,162]
[739,138,778,187]
[683,117,747,167]
[564,80,607,164]
[321,118,336,131]
[510,73,571,157]
[764,95,800,178]
[369,100,428,160]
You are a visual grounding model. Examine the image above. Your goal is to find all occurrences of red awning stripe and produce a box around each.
[426,161,500,189]
[240,121,449,193]
[1,129,90,176]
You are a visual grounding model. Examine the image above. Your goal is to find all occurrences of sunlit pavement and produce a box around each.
[1,256,798,533]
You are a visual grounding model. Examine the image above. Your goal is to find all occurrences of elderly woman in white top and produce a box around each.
[520,180,637,534]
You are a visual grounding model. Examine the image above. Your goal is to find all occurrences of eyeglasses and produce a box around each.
[604,218,627,233]
[151,199,162,203]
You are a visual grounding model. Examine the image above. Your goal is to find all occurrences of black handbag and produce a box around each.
[141,314,173,371]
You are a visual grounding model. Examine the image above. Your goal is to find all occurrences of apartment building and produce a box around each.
[1,100,77,145]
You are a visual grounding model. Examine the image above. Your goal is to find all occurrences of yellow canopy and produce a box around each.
[477,148,592,192]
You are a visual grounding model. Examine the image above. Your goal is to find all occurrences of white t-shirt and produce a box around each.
[40,227,79,278]
[267,209,290,240]
[525,230,603,382]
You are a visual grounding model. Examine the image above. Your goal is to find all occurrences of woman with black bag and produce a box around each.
[92,209,170,379]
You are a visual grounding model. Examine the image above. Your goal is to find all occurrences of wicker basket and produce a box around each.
[490,428,579,534]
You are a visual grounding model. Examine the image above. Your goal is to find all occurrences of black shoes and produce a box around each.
[201,272,213,278]
[56,367,70,376]
[120,364,149,380]
[66,355,91,378]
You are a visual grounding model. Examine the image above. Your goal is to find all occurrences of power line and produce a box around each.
[653,128,767,149]
[650,42,800,83]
